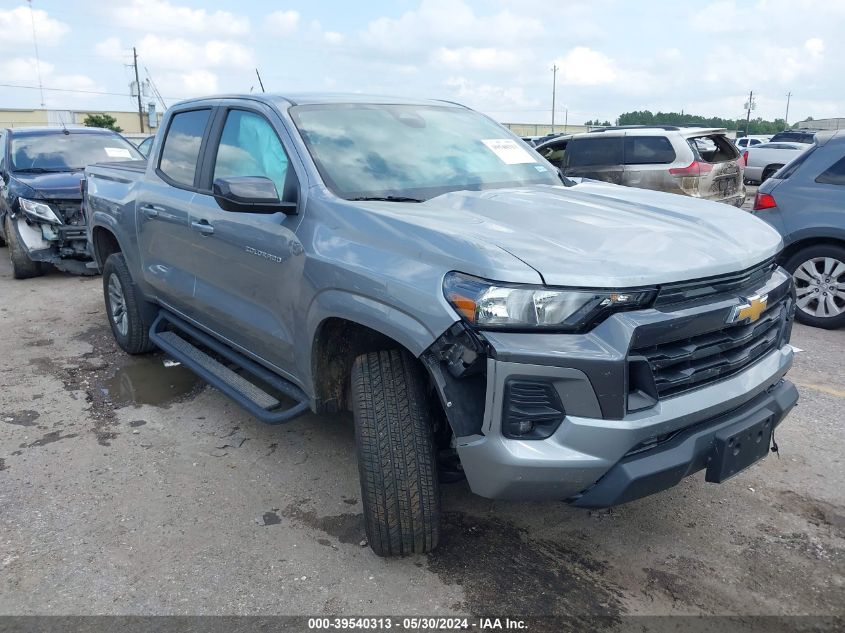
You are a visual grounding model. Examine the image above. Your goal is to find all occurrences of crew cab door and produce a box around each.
[186,104,305,377]
[136,107,213,310]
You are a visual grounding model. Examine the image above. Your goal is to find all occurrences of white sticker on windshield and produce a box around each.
[104,147,133,159]
[481,139,536,165]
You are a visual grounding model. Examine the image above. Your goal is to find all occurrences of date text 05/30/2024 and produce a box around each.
[307,617,527,630]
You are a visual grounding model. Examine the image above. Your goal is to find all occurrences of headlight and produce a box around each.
[19,198,62,225]
[443,272,656,332]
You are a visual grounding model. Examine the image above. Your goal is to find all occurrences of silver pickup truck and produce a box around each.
[85,94,799,557]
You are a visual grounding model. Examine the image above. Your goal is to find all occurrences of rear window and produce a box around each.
[771,131,815,144]
[624,136,675,164]
[688,134,739,163]
[158,109,211,187]
[564,137,623,167]
[815,155,845,185]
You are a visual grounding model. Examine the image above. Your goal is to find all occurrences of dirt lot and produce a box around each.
[0,245,843,623]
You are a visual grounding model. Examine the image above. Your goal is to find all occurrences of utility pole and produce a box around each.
[784,91,792,130]
[564,107,568,134]
[255,68,266,93]
[744,90,755,137]
[133,47,144,134]
[551,64,558,134]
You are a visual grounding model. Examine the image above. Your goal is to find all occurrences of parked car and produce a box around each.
[85,94,797,556]
[735,135,771,151]
[535,126,746,206]
[0,126,143,278]
[743,141,809,183]
[752,130,845,328]
[769,129,819,144]
[135,135,154,158]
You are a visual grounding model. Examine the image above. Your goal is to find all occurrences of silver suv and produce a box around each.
[536,126,746,207]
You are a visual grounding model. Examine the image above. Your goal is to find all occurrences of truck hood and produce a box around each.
[11,170,84,199]
[360,181,783,287]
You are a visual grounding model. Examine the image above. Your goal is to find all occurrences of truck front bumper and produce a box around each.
[456,345,796,503]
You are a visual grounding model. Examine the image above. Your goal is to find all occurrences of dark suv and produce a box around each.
[0,126,143,277]
[753,130,845,328]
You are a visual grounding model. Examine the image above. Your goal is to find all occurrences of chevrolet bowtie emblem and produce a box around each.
[728,294,768,324]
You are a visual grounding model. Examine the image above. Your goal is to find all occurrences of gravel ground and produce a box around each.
[0,243,843,621]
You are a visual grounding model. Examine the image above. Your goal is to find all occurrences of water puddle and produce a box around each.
[100,356,203,407]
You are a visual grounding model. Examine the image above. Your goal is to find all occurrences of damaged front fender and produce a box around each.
[421,322,490,438]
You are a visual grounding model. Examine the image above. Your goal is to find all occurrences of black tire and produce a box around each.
[4,215,43,279]
[762,164,784,182]
[351,349,440,556]
[784,244,845,330]
[102,252,156,354]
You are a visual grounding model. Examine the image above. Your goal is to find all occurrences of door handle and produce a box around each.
[140,205,162,219]
[191,220,215,236]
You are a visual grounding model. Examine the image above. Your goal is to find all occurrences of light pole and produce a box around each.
[551,64,558,134]
[785,91,792,130]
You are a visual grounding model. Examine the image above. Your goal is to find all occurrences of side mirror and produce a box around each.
[212,176,297,214]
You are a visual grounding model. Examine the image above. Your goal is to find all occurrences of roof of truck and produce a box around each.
[173,93,467,108]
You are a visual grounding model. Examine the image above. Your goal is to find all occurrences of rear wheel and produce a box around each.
[4,215,43,279]
[351,349,440,556]
[762,164,784,182]
[784,244,845,329]
[102,252,156,354]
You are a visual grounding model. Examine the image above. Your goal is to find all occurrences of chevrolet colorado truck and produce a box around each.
[0,126,143,278]
[84,94,799,556]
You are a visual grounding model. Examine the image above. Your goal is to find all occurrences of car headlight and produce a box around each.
[443,272,655,332]
[19,198,62,225]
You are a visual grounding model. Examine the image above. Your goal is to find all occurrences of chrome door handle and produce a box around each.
[140,205,161,219]
[191,220,214,236]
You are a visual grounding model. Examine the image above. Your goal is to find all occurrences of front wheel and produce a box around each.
[785,244,845,329]
[351,349,440,556]
[102,252,156,354]
[4,215,43,279]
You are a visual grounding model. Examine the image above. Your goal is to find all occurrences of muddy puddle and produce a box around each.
[100,357,203,407]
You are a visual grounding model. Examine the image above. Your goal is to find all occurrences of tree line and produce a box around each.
[614,110,793,135]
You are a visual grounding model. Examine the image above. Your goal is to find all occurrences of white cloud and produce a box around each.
[0,5,69,47]
[433,47,525,71]
[98,35,254,71]
[555,47,617,86]
[266,10,300,35]
[0,57,98,107]
[111,0,249,37]
[361,0,543,55]
[323,31,344,45]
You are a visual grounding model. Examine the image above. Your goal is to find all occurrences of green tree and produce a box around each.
[83,113,122,132]
[616,110,786,135]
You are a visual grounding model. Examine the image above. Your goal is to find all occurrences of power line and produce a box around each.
[0,82,189,100]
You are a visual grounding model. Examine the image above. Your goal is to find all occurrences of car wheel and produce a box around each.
[351,349,440,556]
[784,244,845,329]
[4,215,43,279]
[102,252,157,354]
[762,164,784,182]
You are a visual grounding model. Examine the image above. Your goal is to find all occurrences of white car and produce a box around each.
[743,141,809,183]
[735,135,771,151]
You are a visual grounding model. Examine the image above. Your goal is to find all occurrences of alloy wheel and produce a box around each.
[793,256,845,319]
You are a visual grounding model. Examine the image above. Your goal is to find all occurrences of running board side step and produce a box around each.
[149,311,310,425]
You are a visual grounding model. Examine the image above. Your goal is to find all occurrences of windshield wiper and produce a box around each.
[348,195,425,203]
[13,167,74,173]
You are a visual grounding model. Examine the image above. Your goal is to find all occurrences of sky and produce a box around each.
[0,0,843,126]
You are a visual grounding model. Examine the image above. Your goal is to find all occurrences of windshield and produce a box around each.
[10,132,143,172]
[290,104,559,200]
